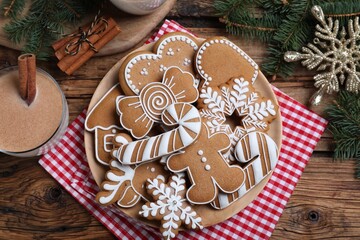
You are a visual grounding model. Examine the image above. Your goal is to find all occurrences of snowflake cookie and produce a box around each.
[139,174,203,240]
[198,76,278,161]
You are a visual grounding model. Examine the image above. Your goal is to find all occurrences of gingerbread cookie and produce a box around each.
[96,159,169,208]
[85,84,130,165]
[167,123,245,204]
[117,66,198,139]
[199,77,278,161]
[139,174,203,240]
[113,102,201,165]
[119,32,202,95]
[211,131,279,209]
[195,37,259,88]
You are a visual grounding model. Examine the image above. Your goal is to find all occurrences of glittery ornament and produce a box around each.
[284,5,360,105]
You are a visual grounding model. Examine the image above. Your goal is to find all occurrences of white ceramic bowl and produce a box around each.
[110,0,167,15]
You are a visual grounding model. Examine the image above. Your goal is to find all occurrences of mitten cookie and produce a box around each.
[167,123,245,204]
[119,32,202,95]
[195,36,259,88]
[139,174,203,240]
[117,66,198,139]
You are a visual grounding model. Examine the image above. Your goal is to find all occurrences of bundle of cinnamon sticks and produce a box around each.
[52,17,121,75]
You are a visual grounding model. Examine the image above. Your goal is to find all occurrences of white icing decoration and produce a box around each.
[117,103,201,165]
[98,161,136,205]
[167,48,175,56]
[140,68,148,76]
[115,135,129,145]
[201,157,207,163]
[159,64,167,72]
[139,175,203,238]
[205,165,211,171]
[124,34,199,94]
[183,58,191,66]
[195,38,259,85]
[150,167,155,172]
[197,150,203,156]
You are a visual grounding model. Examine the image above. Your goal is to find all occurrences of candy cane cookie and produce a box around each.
[112,102,201,165]
[211,131,279,209]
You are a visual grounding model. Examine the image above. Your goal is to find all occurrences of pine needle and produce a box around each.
[2,0,102,59]
[326,91,360,178]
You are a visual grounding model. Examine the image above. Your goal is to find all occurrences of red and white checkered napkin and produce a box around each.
[39,20,328,240]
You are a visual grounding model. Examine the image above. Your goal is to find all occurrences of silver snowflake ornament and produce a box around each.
[139,174,203,240]
[284,5,360,105]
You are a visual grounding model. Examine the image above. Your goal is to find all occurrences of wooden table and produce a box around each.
[1,1,359,239]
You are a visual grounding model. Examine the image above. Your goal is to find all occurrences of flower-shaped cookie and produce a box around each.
[139,174,203,240]
[119,32,201,95]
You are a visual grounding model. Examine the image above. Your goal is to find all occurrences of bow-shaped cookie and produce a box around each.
[117,66,199,139]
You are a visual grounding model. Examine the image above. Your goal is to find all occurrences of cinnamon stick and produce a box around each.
[18,54,37,105]
[57,18,120,75]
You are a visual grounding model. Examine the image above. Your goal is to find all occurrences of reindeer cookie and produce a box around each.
[119,32,202,95]
[167,123,245,204]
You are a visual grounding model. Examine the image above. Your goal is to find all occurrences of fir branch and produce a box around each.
[263,0,313,78]
[3,0,102,59]
[318,0,360,25]
[0,0,25,19]
[215,0,281,43]
[325,90,360,178]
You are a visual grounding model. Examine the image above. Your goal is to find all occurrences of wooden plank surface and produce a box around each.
[0,1,359,239]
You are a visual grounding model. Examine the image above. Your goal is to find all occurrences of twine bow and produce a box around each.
[65,14,108,56]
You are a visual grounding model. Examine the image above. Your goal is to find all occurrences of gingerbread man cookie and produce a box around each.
[195,37,259,88]
[139,174,203,240]
[167,123,245,204]
[119,32,202,95]
[96,159,169,208]
[117,66,199,139]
